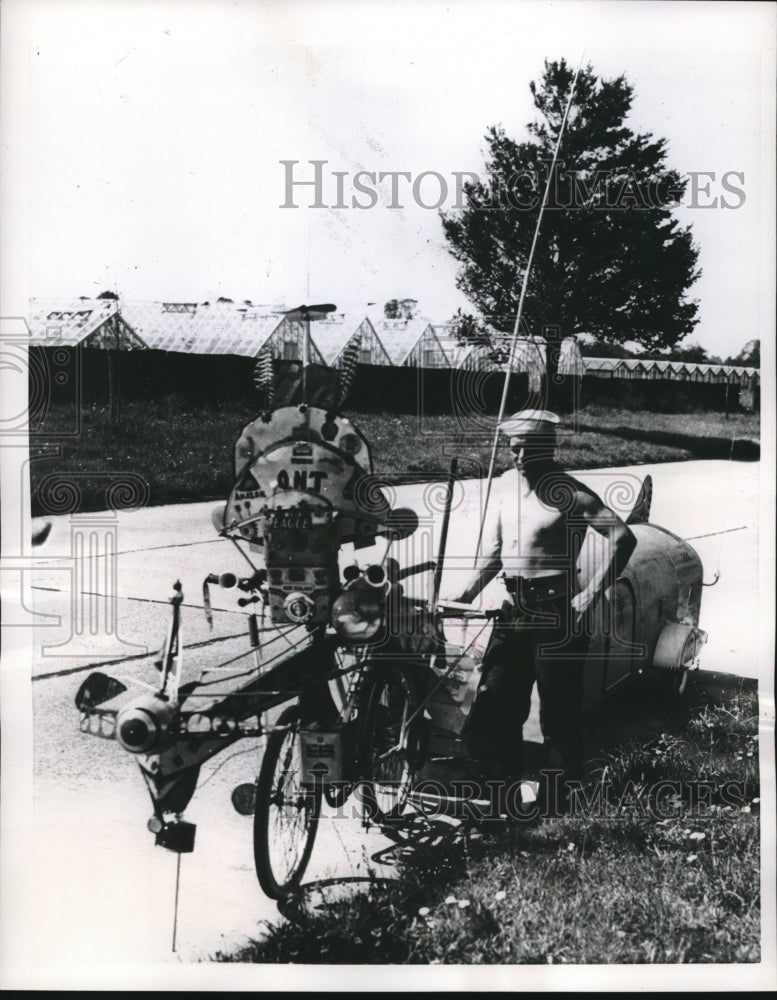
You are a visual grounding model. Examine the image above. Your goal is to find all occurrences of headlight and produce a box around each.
[331,589,384,641]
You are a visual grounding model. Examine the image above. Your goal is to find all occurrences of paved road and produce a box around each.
[28,458,760,679]
[14,459,764,969]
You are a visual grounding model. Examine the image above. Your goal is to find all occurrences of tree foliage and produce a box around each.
[726,339,760,366]
[580,337,723,364]
[663,342,720,364]
[384,298,419,320]
[441,59,701,354]
[447,307,509,364]
[579,337,635,359]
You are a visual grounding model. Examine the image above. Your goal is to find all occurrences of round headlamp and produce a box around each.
[331,589,384,642]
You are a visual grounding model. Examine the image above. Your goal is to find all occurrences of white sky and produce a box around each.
[2,0,775,358]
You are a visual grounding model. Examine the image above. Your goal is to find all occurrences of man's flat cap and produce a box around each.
[498,409,560,436]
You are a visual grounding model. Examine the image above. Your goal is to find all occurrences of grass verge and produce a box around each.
[215,686,760,965]
[29,400,760,515]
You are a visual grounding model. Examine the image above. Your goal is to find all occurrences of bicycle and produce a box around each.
[246,584,498,899]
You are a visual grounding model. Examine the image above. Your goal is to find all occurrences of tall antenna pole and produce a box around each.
[306,214,311,300]
[305,216,311,407]
[473,56,585,566]
[302,307,310,406]
[431,458,458,612]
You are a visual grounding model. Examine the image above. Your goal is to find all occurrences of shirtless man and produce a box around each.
[450,409,637,811]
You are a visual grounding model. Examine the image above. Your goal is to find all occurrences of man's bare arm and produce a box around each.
[453,552,503,605]
[571,497,637,616]
[448,494,503,604]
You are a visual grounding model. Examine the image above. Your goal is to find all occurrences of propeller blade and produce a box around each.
[75,671,128,710]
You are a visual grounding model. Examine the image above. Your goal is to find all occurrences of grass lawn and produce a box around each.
[29,399,760,516]
[216,684,760,965]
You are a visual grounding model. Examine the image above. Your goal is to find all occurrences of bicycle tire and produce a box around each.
[254,705,321,899]
[357,663,419,823]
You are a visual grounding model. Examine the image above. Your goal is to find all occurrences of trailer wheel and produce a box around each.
[647,663,690,700]
[254,705,321,899]
[666,666,690,698]
[652,623,703,701]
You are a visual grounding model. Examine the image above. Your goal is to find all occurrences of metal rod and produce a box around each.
[172,851,182,953]
[302,309,309,405]
[227,533,262,572]
[403,619,491,729]
[684,526,747,542]
[158,583,182,698]
[431,458,458,611]
[473,55,585,567]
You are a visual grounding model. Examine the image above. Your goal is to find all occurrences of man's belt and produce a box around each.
[504,575,568,605]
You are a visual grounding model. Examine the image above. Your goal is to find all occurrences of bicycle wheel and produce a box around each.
[358,664,419,823]
[254,705,321,899]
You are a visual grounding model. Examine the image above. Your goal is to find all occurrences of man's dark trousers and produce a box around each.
[462,584,590,795]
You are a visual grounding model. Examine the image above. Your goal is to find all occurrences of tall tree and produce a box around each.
[441,59,701,389]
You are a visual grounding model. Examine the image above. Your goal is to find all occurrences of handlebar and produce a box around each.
[397,560,436,580]
[435,600,501,620]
